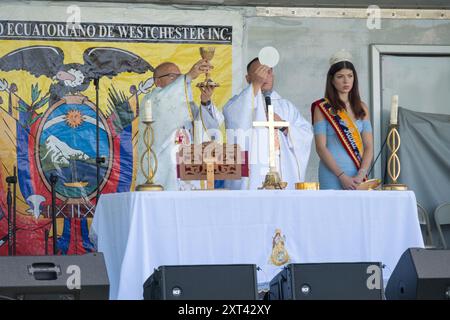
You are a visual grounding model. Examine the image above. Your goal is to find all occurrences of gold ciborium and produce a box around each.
[295,182,320,190]
[196,47,219,88]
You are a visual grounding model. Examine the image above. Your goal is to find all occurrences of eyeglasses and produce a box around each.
[155,73,181,80]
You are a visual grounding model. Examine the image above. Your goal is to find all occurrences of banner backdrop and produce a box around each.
[0,1,242,255]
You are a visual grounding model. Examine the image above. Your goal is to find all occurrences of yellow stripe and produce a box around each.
[336,109,364,157]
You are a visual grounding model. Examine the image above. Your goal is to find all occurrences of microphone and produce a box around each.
[262,90,272,114]
[5,176,17,184]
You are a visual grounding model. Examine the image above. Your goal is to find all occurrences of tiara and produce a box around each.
[329,49,353,66]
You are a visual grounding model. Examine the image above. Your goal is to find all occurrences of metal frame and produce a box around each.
[434,202,450,249]
[29,1,450,10]
[370,44,450,179]
[256,7,450,19]
[417,203,434,247]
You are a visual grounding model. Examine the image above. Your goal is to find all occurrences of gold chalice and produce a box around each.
[196,47,219,88]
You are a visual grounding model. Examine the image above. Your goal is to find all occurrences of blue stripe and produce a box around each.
[117,124,133,192]
[57,217,72,255]
[80,218,95,252]
[16,111,34,201]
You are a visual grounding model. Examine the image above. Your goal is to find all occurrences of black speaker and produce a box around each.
[269,262,384,300]
[385,248,450,300]
[143,264,258,300]
[0,253,109,300]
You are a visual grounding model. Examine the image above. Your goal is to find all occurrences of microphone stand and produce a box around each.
[367,129,390,179]
[13,167,17,255]
[44,230,49,255]
[93,78,105,205]
[6,167,17,256]
[6,178,13,256]
[49,173,58,255]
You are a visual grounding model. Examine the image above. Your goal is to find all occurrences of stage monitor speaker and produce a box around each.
[143,264,258,300]
[385,248,450,300]
[269,262,383,300]
[0,253,109,300]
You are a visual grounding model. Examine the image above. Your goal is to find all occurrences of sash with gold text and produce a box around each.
[311,98,364,169]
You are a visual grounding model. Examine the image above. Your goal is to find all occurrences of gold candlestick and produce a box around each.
[382,124,408,191]
[196,47,220,88]
[136,121,164,191]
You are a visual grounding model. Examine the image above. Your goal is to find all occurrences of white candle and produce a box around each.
[142,98,152,122]
[390,95,398,125]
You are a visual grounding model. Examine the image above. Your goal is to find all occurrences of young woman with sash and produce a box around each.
[312,50,373,190]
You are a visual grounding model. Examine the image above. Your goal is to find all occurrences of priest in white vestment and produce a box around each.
[138,60,224,190]
[223,58,313,190]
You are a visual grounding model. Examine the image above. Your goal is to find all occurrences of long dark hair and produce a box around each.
[325,61,365,119]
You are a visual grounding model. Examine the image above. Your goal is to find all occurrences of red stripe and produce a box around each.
[67,218,77,254]
[96,127,121,200]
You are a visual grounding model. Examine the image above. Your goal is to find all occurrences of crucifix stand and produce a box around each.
[177,142,248,190]
[204,157,215,190]
[253,104,289,189]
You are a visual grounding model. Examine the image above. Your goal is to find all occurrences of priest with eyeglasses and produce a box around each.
[138,59,224,191]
